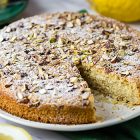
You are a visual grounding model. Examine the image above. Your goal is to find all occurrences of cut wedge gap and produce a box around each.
[77,64,140,105]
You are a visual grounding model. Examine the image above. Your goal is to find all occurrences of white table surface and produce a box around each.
[0,0,140,139]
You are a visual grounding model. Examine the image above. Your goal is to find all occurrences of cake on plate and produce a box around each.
[0,12,139,124]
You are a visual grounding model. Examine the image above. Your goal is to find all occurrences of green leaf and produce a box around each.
[79,9,88,14]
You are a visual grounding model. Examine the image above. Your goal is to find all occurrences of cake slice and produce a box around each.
[0,59,95,124]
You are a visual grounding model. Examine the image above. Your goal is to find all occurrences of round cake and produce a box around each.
[0,12,140,124]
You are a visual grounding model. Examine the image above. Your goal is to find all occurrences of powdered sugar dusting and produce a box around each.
[0,12,140,107]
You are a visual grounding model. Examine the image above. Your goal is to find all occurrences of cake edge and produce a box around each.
[0,84,96,124]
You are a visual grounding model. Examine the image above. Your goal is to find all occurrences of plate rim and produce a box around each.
[0,109,140,131]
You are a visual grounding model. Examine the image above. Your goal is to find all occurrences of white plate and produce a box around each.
[0,97,140,131]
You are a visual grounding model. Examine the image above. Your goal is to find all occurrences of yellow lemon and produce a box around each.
[0,0,8,5]
[0,0,9,8]
[0,124,32,140]
[88,0,140,22]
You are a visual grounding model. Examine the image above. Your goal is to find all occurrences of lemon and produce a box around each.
[0,0,8,5]
[0,124,32,140]
[0,0,9,8]
[88,0,140,22]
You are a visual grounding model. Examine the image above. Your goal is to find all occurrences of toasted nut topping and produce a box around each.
[81,92,90,100]
[50,37,56,43]
[39,89,47,94]
[84,88,91,92]
[5,27,11,33]
[121,71,130,76]
[21,84,28,92]
[70,77,78,83]
[111,56,120,63]
[80,81,88,88]
[87,39,94,45]
[75,19,81,26]
[17,93,23,100]
[0,12,139,108]
[67,22,73,28]
[0,36,4,42]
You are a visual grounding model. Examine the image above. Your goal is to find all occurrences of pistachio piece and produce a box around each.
[70,77,78,83]
[50,37,56,43]
[72,57,80,65]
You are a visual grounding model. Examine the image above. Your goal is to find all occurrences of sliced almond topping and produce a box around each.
[17,93,23,100]
[102,53,110,60]
[5,27,11,33]
[111,56,120,63]
[58,38,64,45]
[80,81,88,88]
[75,19,81,26]
[21,84,28,92]
[58,21,65,26]
[84,88,91,92]
[87,39,94,45]
[0,36,4,42]
[81,92,90,100]
[70,77,78,83]
[10,36,17,42]
[121,71,130,76]
[39,89,47,94]
[67,22,73,28]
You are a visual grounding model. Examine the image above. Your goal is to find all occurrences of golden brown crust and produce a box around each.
[0,86,96,124]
